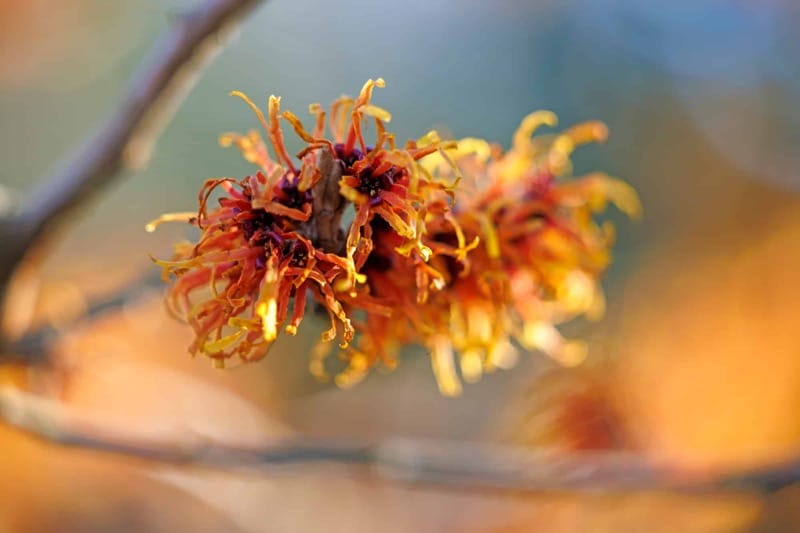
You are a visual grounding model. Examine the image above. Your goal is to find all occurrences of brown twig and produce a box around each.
[0,386,667,493]
[0,0,265,350]
[3,386,798,495]
[4,271,164,364]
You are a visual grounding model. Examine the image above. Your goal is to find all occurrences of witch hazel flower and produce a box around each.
[148,79,639,395]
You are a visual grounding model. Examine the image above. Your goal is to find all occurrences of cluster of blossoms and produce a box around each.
[148,79,640,396]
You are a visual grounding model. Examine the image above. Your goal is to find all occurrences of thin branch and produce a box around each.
[5,271,164,364]
[4,273,799,495]
[0,0,265,349]
[3,386,796,495]
[0,387,663,492]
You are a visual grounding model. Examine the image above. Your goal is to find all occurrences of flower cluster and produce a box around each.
[149,79,640,395]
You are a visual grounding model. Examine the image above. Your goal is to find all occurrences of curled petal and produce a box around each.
[430,335,462,397]
[513,110,558,150]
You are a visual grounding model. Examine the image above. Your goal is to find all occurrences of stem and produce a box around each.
[0,0,266,352]
[2,386,798,494]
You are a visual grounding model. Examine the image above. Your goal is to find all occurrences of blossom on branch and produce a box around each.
[148,79,640,395]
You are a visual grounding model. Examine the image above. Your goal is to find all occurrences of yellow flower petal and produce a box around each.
[430,335,462,397]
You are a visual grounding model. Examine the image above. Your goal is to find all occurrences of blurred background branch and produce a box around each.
[0,0,265,353]
[1,385,799,495]
[4,272,163,364]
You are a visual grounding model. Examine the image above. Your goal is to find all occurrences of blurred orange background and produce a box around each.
[2,0,800,531]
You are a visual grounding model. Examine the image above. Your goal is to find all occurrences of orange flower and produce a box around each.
[331,111,641,395]
[147,91,358,366]
[149,79,639,394]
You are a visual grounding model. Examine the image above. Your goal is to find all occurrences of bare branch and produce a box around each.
[0,0,265,348]
[4,271,164,364]
[5,386,795,495]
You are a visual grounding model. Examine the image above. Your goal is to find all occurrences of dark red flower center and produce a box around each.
[357,166,398,199]
[239,209,274,243]
[277,176,312,209]
[334,143,366,170]
[281,239,309,268]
